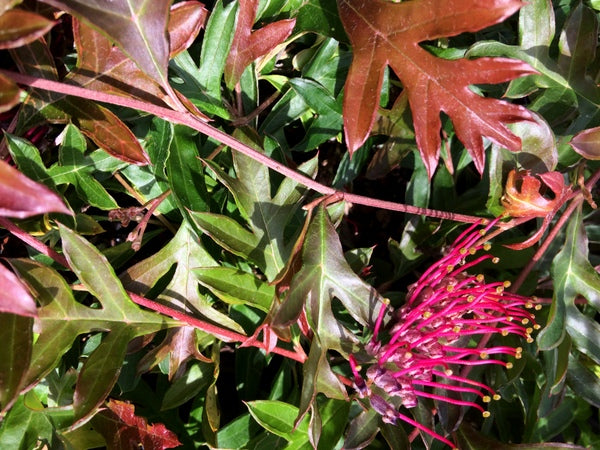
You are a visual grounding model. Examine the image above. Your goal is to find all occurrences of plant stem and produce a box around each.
[2,70,483,224]
[0,216,307,362]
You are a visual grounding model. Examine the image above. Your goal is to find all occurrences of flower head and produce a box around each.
[350,219,539,449]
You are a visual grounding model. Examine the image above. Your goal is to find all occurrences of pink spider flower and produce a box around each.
[349,219,541,449]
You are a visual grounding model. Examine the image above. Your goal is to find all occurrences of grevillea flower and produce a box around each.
[349,219,540,449]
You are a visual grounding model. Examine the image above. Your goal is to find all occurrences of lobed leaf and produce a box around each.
[337,0,536,177]
[224,0,295,89]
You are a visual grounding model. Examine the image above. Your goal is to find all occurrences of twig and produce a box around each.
[2,70,483,224]
[0,217,69,267]
[0,217,307,362]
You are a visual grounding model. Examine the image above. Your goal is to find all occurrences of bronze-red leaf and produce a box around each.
[337,0,536,177]
[224,0,296,88]
[0,159,71,218]
[93,400,181,450]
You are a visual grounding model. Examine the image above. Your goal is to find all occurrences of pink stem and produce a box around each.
[1,70,483,224]
[0,217,307,363]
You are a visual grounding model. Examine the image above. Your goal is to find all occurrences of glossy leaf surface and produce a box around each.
[338,0,536,176]
[224,0,295,88]
[92,399,181,449]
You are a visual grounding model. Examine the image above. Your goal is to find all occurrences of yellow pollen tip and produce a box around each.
[483,243,491,251]
[355,365,362,371]
[483,411,491,418]
[446,285,454,292]
[496,286,504,294]
[469,247,476,255]
[479,229,486,236]
[459,248,468,255]
[503,280,511,288]
[405,352,413,359]
[492,257,500,264]
[445,369,453,376]
[422,311,432,319]
[526,327,533,334]
[383,298,390,306]
[521,318,530,325]
[506,316,513,322]
[501,329,509,336]
[516,347,523,353]
[453,326,461,333]
[527,337,534,343]
[483,395,491,403]
[480,352,488,359]
[493,394,501,401]
[446,265,454,272]
[506,362,514,369]
[476,274,485,282]
[467,295,476,302]
[535,304,542,311]
[533,324,541,330]
[515,353,522,359]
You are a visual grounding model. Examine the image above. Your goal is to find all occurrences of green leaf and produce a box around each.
[161,361,214,411]
[166,125,209,216]
[246,400,310,441]
[539,206,600,362]
[193,132,318,281]
[4,134,53,189]
[343,408,380,450]
[0,396,54,450]
[468,1,600,116]
[295,0,347,42]
[216,413,257,449]
[567,354,600,408]
[196,0,237,99]
[193,267,274,312]
[121,222,244,334]
[56,124,118,209]
[9,227,178,423]
[0,314,33,412]
[273,206,383,351]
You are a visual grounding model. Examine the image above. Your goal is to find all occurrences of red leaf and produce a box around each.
[570,126,600,160]
[224,0,296,88]
[501,169,567,218]
[0,159,71,218]
[337,0,537,177]
[68,4,208,119]
[93,400,181,450]
[0,9,56,50]
[0,264,37,317]
[169,1,208,58]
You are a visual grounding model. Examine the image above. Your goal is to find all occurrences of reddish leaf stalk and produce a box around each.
[1,70,483,224]
[0,218,307,362]
[127,292,307,363]
[0,217,69,267]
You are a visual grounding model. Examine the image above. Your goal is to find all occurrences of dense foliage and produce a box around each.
[0,0,599,449]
